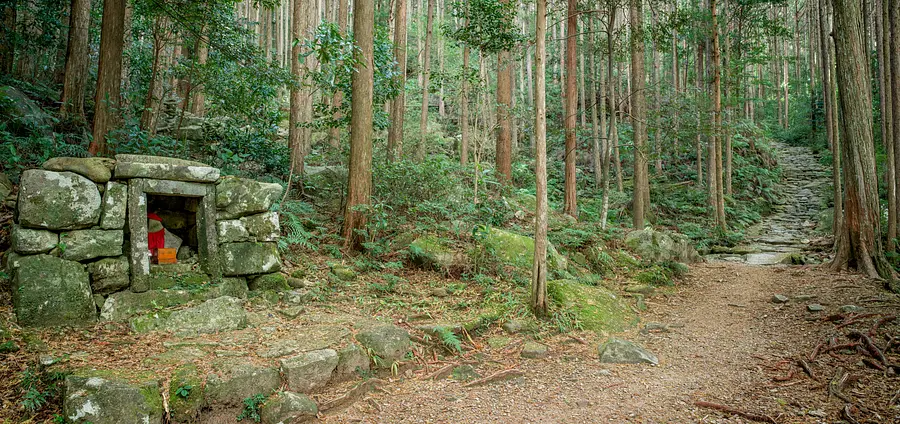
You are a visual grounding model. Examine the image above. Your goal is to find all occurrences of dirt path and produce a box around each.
[321,263,899,423]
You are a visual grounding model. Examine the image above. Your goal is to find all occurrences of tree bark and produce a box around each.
[387,0,408,161]
[415,0,435,162]
[289,0,317,179]
[830,0,896,286]
[342,0,376,250]
[329,0,350,148]
[562,0,578,218]
[878,0,895,251]
[891,0,900,248]
[531,0,548,317]
[89,0,126,156]
[630,0,648,228]
[496,9,513,182]
[0,2,15,75]
[819,0,842,239]
[460,45,470,165]
[191,25,208,118]
[603,1,617,227]
[711,0,725,229]
[60,0,91,121]
[139,16,168,135]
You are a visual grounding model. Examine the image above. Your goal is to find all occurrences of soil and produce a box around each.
[320,263,900,423]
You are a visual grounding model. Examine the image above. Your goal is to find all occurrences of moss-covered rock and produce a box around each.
[221,242,281,276]
[355,325,410,365]
[11,224,58,254]
[329,263,357,281]
[249,273,290,291]
[548,279,636,333]
[204,361,281,407]
[480,227,567,272]
[43,157,114,183]
[63,374,164,424]
[99,181,128,229]
[280,349,339,393]
[624,228,700,263]
[100,280,246,322]
[13,255,96,327]
[59,229,124,262]
[168,364,203,423]
[162,296,247,336]
[216,176,283,219]
[18,170,101,230]
[260,391,318,424]
[409,235,461,272]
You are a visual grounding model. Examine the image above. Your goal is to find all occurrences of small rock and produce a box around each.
[624,284,656,295]
[356,325,410,364]
[521,341,549,359]
[640,323,670,334]
[598,338,658,365]
[575,400,592,408]
[277,306,305,319]
[794,294,817,301]
[330,263,357,281]
[286,277,306,289]
[807,304,825,312]
[280,349,339,393]
[260,391,317,424]
[204,362,281,406]
[771,294,789,304]
[335,344,370,380]
[451,365,481,381]
[430,287,449,298]
[501,320,523,334]
[807,409,827,418]
[840,305,862,313]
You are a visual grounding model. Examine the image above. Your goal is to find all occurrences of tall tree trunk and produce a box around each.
[329,0,349,148]
[415,0,435,162]
[387,0,408,161]
[603,2,618,225]
[891,0,900,248]
[460,45,470,165]
[139,16,167,135]
[630,0,648,228]
[579,31,587,128]
[289,0,317,179]
[820,0,842,238]
[830,0,896,286]
[711,0,725,229]
[342,0,376,250]
[496,1,513,182]
[60,0,91,121]
[651,9,662,174]
[0,2,15,75]
[190,33,208,117]
[696,26,705,188]
[562,0,578,218]
[877,0,895,251]
[590,18,602,189]
[531,0,549,317]
[615,62,624,192]
[89,0,126,156]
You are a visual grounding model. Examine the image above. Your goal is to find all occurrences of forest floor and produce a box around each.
[321,263,900,424]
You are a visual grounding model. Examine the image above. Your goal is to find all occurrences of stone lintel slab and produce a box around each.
[115,159,220,183]
[139,178,210,197]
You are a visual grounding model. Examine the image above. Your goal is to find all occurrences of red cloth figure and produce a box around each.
[148,213,165,251]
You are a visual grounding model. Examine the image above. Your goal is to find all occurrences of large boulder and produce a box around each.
[221,242,281,276]
[204,361,281,407]
[18,170,101,230]
[42,157,115,183]
[113,154,220,183]
[168,364,203,423]
[162,296,247,336]
[11,224,58,254]
[335,344,371,381]
[409,235,461,272]
[481,227,567,271]
[216,176,283,219]
[13,255,96,327]
[99,181,127,229]
[355,325,410,365]
[624,228,701,263]
[0,86,53,137]
[241,212,280,242]
[280,349,339,393]
[63,375,163,424]
[597,338,659,365]
[548,279,635,333]
[60,229,123,262]
[100,280,247,321]
[260,392,318,424]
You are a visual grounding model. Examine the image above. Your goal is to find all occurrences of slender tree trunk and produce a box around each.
[496,0,513,182]
[562,0,578,218]
[415,0,435,162]
[630,0,648,228]
[590,18,602,189]
[877,0,895,251]
[0,2,15,75]
[191,21,208,117]
[603,2,618,225]
[139,16,167,135]
[579,31,587,128]
[891,0,900,248]
[651,10,662,174]
[60,0,91,121]
[342,0,376,250]
[696,28,705,187]
[830,0,896,285]
[329,0,349,148]
[460,46,470,165]
[711,0,725,229]
[387,0,408,161]
[615,62,624,192]
[531,0,548,317]
[290,0,317,179]
[820,0,842,238]
[89,0,126,156]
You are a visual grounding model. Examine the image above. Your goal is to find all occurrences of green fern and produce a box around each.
[434,326,462,352]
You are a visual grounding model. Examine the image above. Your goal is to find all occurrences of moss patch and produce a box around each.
[548,279,637,333]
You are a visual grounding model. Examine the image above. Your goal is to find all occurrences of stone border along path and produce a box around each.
[707,141,832,265]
